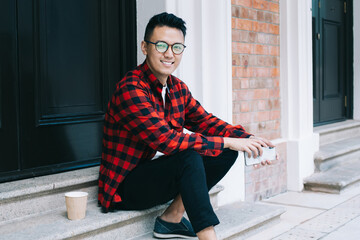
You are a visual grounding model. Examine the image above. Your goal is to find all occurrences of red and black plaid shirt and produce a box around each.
[98,62,251,211]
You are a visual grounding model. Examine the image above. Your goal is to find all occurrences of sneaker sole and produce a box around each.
[153,232,197,239]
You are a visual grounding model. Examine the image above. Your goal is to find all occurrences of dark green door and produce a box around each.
[0,0,137,182]
[312,0,351,124]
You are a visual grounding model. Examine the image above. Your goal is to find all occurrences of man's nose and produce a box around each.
[164,46,174,58]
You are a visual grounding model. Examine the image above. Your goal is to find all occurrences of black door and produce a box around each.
[0,0,137,182]
[312,0,352,125]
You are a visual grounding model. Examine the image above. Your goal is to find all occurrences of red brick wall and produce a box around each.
[231,0,286,201]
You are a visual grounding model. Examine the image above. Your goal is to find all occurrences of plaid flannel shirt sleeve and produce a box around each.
[111,80,224,157]
[184,85,252,139]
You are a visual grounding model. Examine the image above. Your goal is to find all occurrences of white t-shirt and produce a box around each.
[152,83,168,160]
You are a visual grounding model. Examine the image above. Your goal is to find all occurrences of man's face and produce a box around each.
[141,26,184,84]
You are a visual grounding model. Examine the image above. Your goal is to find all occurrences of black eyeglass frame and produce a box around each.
[145,40,186,55]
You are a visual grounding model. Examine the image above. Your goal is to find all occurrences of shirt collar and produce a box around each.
[141,61,174,94]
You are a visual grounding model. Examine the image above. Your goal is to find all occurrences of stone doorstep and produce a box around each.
[0,192,286,240]
[0,186,224,240]
[0,166,99,202]
[0,167,99,224]
[132,202,285,240]
[314,136,360,171]
[304,159,360,194]
[0,164,223,225]
[314,120,360,146]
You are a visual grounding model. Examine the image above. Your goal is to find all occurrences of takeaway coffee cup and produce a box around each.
[65,191,88,220]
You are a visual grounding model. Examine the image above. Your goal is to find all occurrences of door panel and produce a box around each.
[0,0,137,182]
[40,0,102,118]
[0,0,20,174]
[313,0,347,124]
[18,0,105,170]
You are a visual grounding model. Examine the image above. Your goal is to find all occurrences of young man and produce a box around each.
[98,12,275,239]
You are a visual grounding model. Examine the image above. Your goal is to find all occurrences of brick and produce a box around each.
[232,54,241,66]
[240,6,249,19]
[248,9,257,20]
[269,46,280,56]
[253,44,268,55]
[241,78,250,88]
[233,102,241,112]
[269,24,279,34]
[235,66,252,77]
[232,30,241,42]
[273,77,280,87]
[252,67,269,77]
[232,66,236,77]
[265,12,273,23]
[257,33,269,44]
[269,2,280,13]
[232,6,240,17]
[236,18,253,31]
[233,42,252,54]
[273,13,280,24]
[250,79,271,89]
[240,54,249,66]
[254,89,270,99]
[233,112,252,124]
[241,102,251,112]
[248,32,257,43]
[232,0,252,8]
[239,30,250,42]
[257,99,268,110]
[233,79,241,89]
[257,11,265,22]
[270,110,281,120]
[253,21,268,33]
[269,88,280,98]
[270,68,280,77]
[231,18,236,29]
[233,89,254,101]
[269,35,279,45]
[256,111,270,122]
[253,0,269,10]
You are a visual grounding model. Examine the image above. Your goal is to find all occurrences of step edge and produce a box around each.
[0,167,99,201]
[314,120,360,135]
[315,139,360,161]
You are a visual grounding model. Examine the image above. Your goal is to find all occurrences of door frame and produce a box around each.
[312,0,354,126]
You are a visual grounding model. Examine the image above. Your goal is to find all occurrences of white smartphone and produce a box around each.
[244,147,276,166]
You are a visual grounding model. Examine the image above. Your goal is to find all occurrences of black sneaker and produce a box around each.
[153,216,197,239]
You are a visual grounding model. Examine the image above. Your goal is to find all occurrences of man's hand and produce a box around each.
[223,137,270,158]
[223,136,278,167]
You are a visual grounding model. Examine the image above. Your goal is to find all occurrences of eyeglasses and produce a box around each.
[145,40,186,55]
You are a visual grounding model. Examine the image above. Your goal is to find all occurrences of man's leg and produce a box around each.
[115,149,238,234]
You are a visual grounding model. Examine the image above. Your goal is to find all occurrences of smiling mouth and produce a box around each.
[161,60,174,66]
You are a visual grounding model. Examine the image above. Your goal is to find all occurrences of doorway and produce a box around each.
[0,0,137,182]
[312,0,353,125]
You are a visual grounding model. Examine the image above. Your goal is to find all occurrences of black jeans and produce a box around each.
[113,149,238,233]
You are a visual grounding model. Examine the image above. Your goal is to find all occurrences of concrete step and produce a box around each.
[0,166,99,224]
[304,158,360,193]
[313,136,360,172]
[314,120,360,146]
[115,202,285,240]
[0,184,238,240]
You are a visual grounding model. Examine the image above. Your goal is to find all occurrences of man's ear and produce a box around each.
[141,41,148,55]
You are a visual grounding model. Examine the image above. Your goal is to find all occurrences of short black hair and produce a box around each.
[144,12,186,41]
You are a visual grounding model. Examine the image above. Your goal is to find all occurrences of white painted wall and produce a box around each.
[280,0,319,191]
[354,1,360,120]
[136,0,244,205]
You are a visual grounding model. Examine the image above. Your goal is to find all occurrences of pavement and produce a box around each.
[246,183,360,240]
